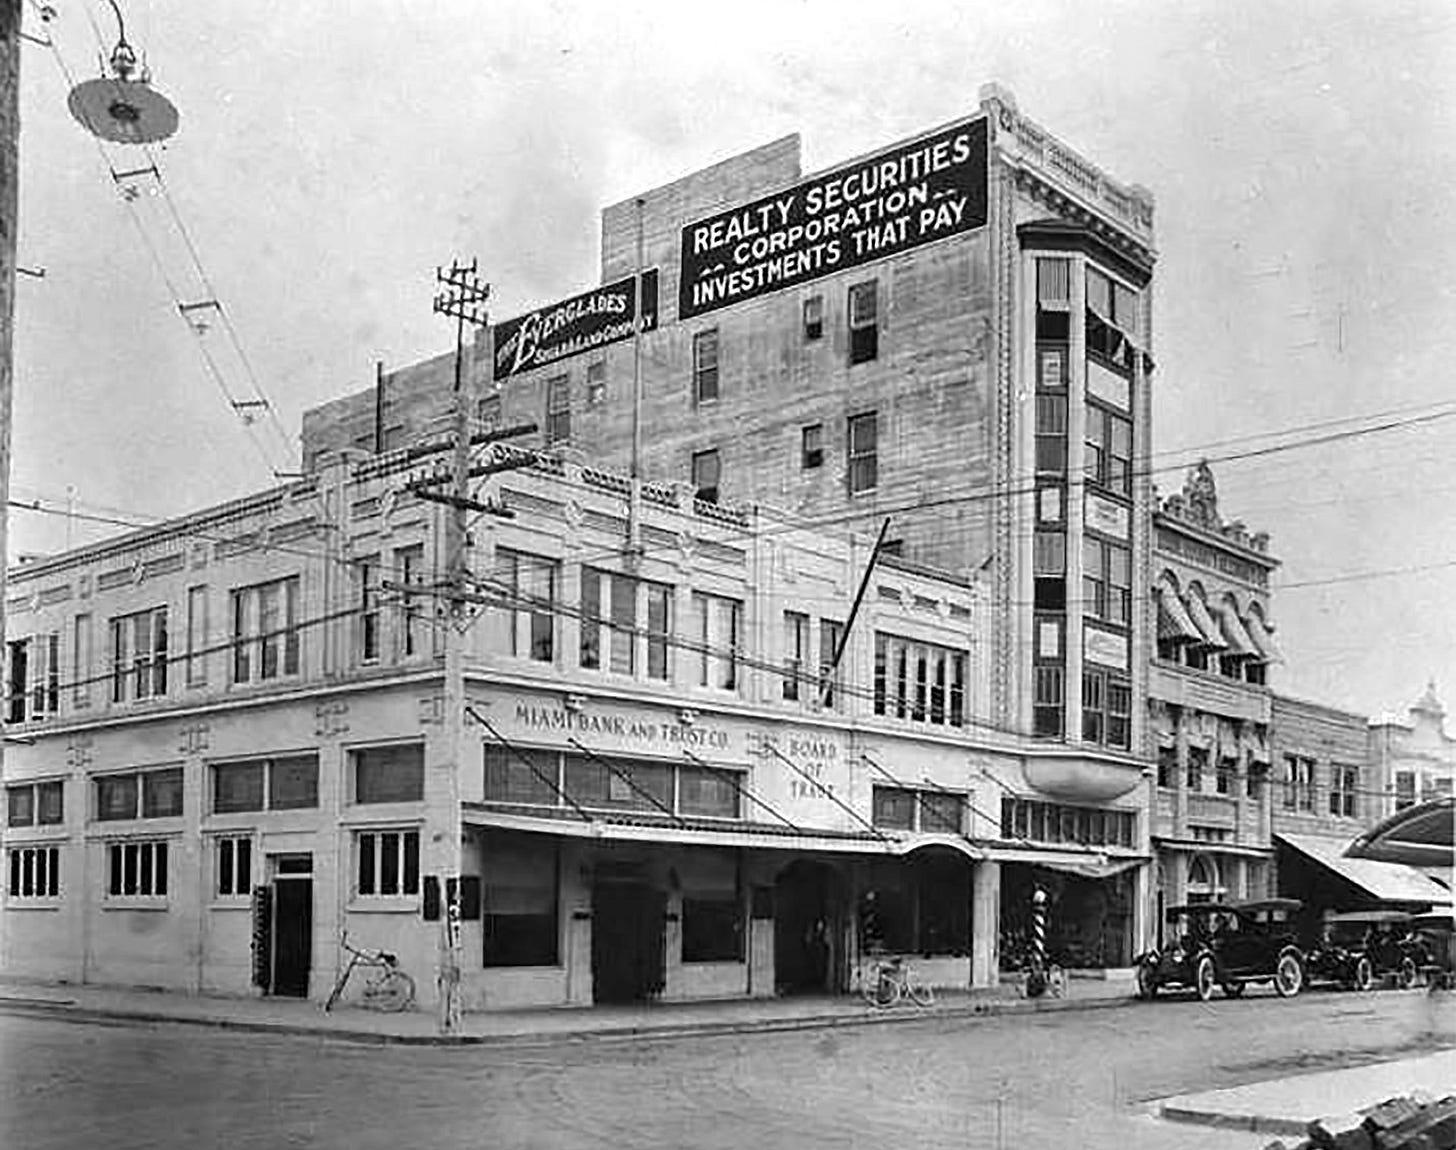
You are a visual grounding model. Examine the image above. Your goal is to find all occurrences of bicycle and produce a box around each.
[323,932,417,1013]
[860,955,935,1009]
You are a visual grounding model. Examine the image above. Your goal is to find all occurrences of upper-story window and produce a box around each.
[96,767,183,821]
[1082,538,1131,627]
[545,374,571,445]
[110,608,168,704]
[476,392,502,430]
[873,633,968,728]
[692,448,721,504]
[1085,406,1132,498]
[580,569,670,680]
[212,755,320,814]
[803,295,824,341]
[782,611,809,702]
[693,592,742,691]
[801,424,824,470]
[1082,669,1130,750]
[8,780,63,827]
[693,329,719,404]
[357,557,381,663]
[497,549,557,663]
[185,586,208,687]
[872,786,966,835]
[1282,754,1316,812]
[848,281,878,364]
[1329,763,1359,819]
[352,744,425,805]
[1086,267,1140,336]
[231,576,300,685]
[585,360,607,407]
[6,632,59,723]
[396,545,427,658]
[1036,393,1068,476]
[1395,770,1417,811]
[847,411,878,495]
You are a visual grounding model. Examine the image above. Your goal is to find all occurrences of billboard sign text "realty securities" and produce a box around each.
[678,117,987,320]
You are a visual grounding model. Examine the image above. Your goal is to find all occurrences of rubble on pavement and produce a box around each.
[1265,1092,1456,1150]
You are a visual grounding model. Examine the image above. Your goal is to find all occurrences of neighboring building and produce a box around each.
[1146,462,1282,935]
[1368,682,1456,813]
[2,443,1150,1010]
[302,87,1161,964]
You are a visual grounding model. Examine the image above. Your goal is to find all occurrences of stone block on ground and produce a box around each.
[1373,1098,1456,1150]
[1309,1112,1375,1150]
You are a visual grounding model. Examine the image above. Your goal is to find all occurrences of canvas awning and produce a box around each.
[1184,592,1228,648]
[986,845,1147,881]
[1245,611,1286,665]
[1276,832,1450,904]
[1217,602,1260,658]
[1156,583,1203,643]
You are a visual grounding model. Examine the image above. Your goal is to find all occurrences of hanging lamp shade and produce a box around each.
[68,76,179,145]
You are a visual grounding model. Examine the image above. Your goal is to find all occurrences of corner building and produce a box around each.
[304,85,1159,978]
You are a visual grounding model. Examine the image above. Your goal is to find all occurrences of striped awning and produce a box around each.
[1184,592,1228,648]
[1245,611,1286,665]
[1157,583,1203,643]
[1217,602,1261,658]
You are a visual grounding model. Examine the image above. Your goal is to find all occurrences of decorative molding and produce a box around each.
[178,722,211,755]
[418,695,445,726]
[315,700,350,738]
[66,734,93,769]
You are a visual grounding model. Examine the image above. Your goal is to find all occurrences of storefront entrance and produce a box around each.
[270,854,313,998]
[591,879,666,1004]
[774,860,844,995]
[1000,863,1136,971]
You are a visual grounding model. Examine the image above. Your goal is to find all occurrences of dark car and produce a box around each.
[1135,899,1305,1002]
[1411,910,1455,988]
[1305,910,1417,991]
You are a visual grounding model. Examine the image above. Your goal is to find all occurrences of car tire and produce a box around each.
[1222,981,1245,998]
[1135,961,1158,1001]
[1275,953,1304,998]
[1353,956,1374,992]
[1398,957,1417,990]
[1195,955,1216,1002]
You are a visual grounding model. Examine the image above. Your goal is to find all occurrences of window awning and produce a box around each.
[1276,832,1450,904]
[984,845,1148,881]
[1156,584,1202,643]
[1245,612,1286,666]
[1184,593,1228,648]
[1217,602,1260,659]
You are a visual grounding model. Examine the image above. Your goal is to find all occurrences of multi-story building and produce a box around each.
[1146,462,1281,933]
[302,86,1161,972]
[2,440,1150,1009]
[1368,683,1456,812]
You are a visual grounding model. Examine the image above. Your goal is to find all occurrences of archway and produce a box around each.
[773,860,846,996]
[1187,853,1222,904]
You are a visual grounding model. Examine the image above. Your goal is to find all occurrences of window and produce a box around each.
[872,786,966,834]
[782,611,809,701]
[803,295,823,340]
[873,633,969,728]
[677,764,741,818]
[694,592,742,691]
[8,845,60,899]
[691,448,721,504]
[545,374,571,445]
[7,784,33,827]
[110,608,168,703]
[1086,267,1140,334]
[565,753,673,811]
[1330,763,1359,818]
[819,619,844,711]
[498,549,557,663]
[872,786,916,830]
[214,760,264,814]
[848,280,878,364]
[1036,393,1067,475]
[482,834,558,967]
[1157,745,1176,788]
[847,411,878,494]
[12,632,60,722]
[485,749,741,820]
[94,767,182,821]
[355,829,420,897]
[72,614,92,709]
[106,840,168,897]
[1037,258,1071,309]
[181,586,208,687]
[269,755,320,810]
[1246,758,1264,799]
[8,638,30,722]
[211,755,318,813]
[693,329,719,404]
[801,423,824,470]
[390,545,426,658]
[1395,770,1417,811]
[1083,538,1131,626]
[579,568,671,680]
[1217,758,1236,796]
[215,836,253,897]
[476,392,502,430]
[1033,665,1065,737]
[1245,661,1267,686]
[353,744,425,804]
[1282,754,1315,811]
[1085,407,1132,497]
[355,557,381,663]
[231,577,300,685]
[1001,797,1135,849]
[585,359,606,407]
[1186,746,1208,792]
[682,852,742,963]
[8,780,61,828]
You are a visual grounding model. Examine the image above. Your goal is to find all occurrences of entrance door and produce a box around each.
[774,861,840,995]
[271,855,312,998]
[591,882,665,1004]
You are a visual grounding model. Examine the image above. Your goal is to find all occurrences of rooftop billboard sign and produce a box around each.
[678,115,988,320]
[493,270,659,382]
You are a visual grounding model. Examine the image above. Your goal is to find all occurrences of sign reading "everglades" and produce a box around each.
[493,269,659,382]
[678,117,987,319]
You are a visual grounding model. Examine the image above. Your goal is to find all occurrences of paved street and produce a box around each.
[1,990,1452,1149]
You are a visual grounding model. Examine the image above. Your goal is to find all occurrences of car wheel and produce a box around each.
[1195,955,1216,1002]
[1135,961,1158,1001]
[1222,981,1245,998]
[1398,957,1417,990]
[1353,956,1374,992]
[1275,953,1304,998]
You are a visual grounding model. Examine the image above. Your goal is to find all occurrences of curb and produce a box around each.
[0,988,1138,1048]
[1156,1102,1308,1138]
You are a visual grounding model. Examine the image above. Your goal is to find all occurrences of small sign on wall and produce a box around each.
[1085,492,1130,540]
[1084,624,1130,671]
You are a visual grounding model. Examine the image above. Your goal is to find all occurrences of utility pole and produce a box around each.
[0,0,21,788]
[431,258,489,1035]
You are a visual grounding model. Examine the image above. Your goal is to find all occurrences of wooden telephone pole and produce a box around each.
[0,0,22,776]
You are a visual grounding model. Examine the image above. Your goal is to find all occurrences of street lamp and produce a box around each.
[66,0,178,145]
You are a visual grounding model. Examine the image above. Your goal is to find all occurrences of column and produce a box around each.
[971,859,1001,988]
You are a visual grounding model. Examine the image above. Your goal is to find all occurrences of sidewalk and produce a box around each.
[0,969,1136,1047]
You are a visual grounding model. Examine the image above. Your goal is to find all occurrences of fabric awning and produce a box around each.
[1157,584,1203,643]
[1276,832,1451,904]
[985,845,1148,881]
[1245,612,1286,666]
[1184,592,1228,648]
[1217,602,1261,658]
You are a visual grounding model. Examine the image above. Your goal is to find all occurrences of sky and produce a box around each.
[9,0,1456,720]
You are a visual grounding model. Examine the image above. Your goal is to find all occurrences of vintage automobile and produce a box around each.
[1410,910,1455,989]
[1304,910,1417,991]
[1135,899,1305,1002]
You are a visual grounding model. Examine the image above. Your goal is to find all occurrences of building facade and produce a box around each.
[303,86,1160,905]
[3,441,1151,1010]
[1368,683,1456,813]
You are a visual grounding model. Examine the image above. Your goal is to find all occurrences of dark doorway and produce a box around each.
[774,860,842,995]
[591,881,665,1004]
[271,857,312,998]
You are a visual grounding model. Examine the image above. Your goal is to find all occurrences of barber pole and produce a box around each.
[1027,887,1049,998]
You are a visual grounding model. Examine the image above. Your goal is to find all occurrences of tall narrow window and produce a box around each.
[819,619,843,710]
[801,424,824,470]
[72,615,92,709]
[691,448,721,504]
[848,280,878,364]
[397,546,425,658]
[847,411,878,494]
[803,295,824,340]
[646,584,670,681]
[110,608,168,703]
[579,568,601,670]
[186,586,208,686]
[695,593,741,691]
[232,578,301,683]
[783,611,809,701]
[1034,667,1064,737]
[27,633,59,719]
[358,558,380,663]
[585,359,606,407]
[1036,393,1067,475]
[545,374,571,445]
[499,549,556,663]
[6,638,27,723]
[693,329,719,404]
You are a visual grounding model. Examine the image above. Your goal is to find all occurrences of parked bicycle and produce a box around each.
[860,955,935,1009]
[323,932,416,1013]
